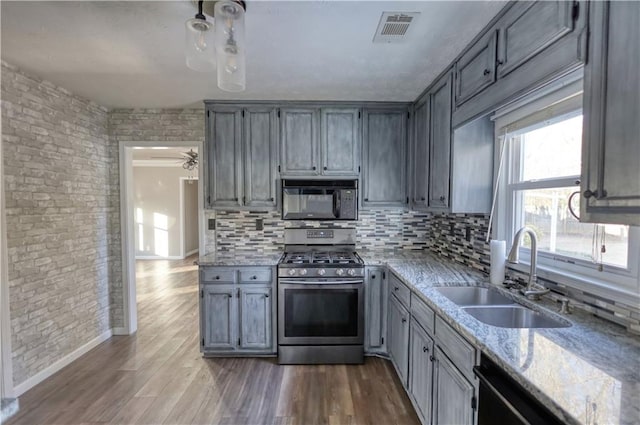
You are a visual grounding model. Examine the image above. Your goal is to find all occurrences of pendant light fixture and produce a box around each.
[185,0,216,72]
[215,0,246,92]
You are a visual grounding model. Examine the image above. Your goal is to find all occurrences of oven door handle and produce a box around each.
[278,279,363,285]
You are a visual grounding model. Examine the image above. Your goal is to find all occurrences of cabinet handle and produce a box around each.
[496,59,504,66]
[234,197,238,201]
[423,346,429,353]
[312,166,317,171]
[483,69,491,76]
[429,355,435,362]
[265,294,269,298]
[251,276,257,280]
[394,287,399,291]
[401,318,407,323]
[584,189,607,199]
[439,196,445,201]
[421,197,425,201]
[270,197,274,202]
[215,276,220,280]
[364,198,369,202]
[227,294,232,298]
[372,275,376,279]
[323,166,328,170]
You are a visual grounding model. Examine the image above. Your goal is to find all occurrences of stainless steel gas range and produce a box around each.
[277,228,364,365]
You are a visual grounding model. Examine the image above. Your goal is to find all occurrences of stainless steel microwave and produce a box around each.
[281,180,358,221]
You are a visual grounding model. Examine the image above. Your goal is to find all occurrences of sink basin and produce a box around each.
[463,306,571,329]
[437,287,515,307]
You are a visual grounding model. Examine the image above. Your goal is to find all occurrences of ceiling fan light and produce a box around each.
[185,17,216,72]
[215,0,246,92]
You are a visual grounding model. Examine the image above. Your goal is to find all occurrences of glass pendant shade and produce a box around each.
[185,17,215,72]
[215,1,246,92]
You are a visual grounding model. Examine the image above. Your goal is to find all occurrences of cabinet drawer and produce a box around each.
[201,268,236,284]
[435,316,476,379]
[239,268,273,284]
[411,295,435,335]
[389,273,411,308]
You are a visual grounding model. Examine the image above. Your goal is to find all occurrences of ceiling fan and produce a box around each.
[150,149,199,170]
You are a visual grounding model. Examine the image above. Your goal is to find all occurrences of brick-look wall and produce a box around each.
[108,108,205,325]
[1,62,120,385]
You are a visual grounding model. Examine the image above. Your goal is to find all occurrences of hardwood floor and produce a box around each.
[7,256,420,425]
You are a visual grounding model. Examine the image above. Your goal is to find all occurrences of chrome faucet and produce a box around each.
[507,226,550,300]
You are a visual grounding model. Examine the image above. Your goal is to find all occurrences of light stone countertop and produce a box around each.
[198,251,283,266]
[363,249,640,425]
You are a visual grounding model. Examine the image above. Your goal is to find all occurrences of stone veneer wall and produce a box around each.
[108,108,205,326]
[206,209,430,254]
[1,62,120,385]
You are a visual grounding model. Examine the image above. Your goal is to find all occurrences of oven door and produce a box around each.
[278,280,364,345]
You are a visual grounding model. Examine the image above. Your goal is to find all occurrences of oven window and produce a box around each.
[283,288,358,337]
[282,188,336,219]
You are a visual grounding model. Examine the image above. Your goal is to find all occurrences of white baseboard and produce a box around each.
[135,255,183,260]
[111,327,130,336]
[185,249,199,257]
[13,329,112,396]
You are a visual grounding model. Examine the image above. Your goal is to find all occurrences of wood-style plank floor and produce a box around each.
[7,256,420,425]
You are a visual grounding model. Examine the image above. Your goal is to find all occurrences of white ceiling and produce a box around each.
[1,1,507,109]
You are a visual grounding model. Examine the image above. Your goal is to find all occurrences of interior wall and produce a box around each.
[1,61,118,389]
[132,166,195,259]
[183,180,199,255]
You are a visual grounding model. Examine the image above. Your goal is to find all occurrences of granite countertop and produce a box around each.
[366,250,640,425]
[198,251,283,266]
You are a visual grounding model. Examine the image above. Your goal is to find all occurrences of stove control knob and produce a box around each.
[299,269,308,276]
[288,269,296,276]
[347,269,356,276]
[317,269,326,276]
[336,268,345,276]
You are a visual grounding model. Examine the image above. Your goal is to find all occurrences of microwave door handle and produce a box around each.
[333,191,341,219]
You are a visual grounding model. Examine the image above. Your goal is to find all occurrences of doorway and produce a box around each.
[119,141,204,335]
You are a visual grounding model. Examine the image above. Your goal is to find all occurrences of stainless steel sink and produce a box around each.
[437,287,515,307]
[463,306,570,329]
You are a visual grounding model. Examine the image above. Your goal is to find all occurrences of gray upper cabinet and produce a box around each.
[321,108,360,176]
[206,107,243,208]
[279,108,320,176]
[433,347,475,425]
[428,73,453,210]
[365,267,386,353]
[496,1,575,78]
[409,320,435,425]
[202,285,236,350]
[412,98,429,210]
[581,1,640,225]
[244,108,278,208]
[455,30,497,106]
[388,293,410,386]
[239,286,272,350]
[362,108,408,208]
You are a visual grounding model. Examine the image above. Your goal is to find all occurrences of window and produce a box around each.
[495,85,640,299]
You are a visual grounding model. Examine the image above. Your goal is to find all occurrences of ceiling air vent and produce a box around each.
[373,12,420,43]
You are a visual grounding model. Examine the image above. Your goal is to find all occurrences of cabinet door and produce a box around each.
[362,109,408,208]
[387,294,410,385]
[409,320,435,425]
[412,98,430,209]
[365,268,386,351]
[206,107,243,208]
[434,347,475,425]
[321,108,361,176]
[239,286,272,350]
[279,108,320,176]
[581,1,640,225]
[455,30,497,106]
[244,108,278,208]
[202,285,236,349]
[429,73,453,210]
[497,1,576,78]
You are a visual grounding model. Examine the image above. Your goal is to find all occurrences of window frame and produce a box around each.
[493,84,640,305]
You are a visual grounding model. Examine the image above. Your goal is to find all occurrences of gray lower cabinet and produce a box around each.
[205,104,278,210]
[200,266,275,354]
[202,285,236,349]
[409,319,434,424]
[321,108,360,176]
[433,347,475,425]
[428,72,453,210]
[388,292,410,385]
[580,0,640,225]
[365,267,386,353]
[206,106,243,208]
[362,108,408,208]
[279,108,320,176]
[411,97,429,210]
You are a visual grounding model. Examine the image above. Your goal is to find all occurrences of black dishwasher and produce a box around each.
[473,354,565,425]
